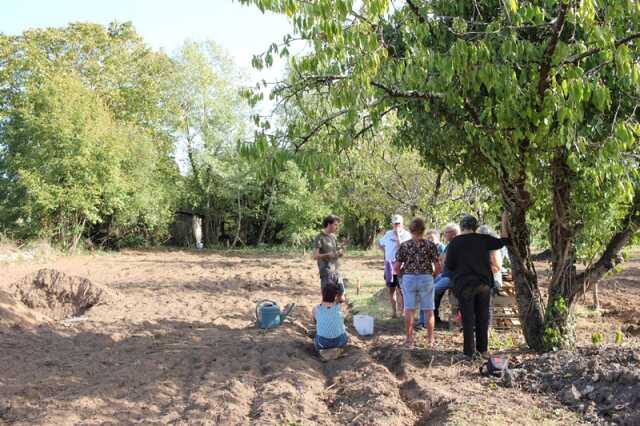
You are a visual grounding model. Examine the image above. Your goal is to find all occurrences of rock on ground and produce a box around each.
[506,347,640,425]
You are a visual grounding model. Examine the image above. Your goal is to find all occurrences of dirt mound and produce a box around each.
[0,289,52,328]
[506,347,640,425]
[8,268,118,321]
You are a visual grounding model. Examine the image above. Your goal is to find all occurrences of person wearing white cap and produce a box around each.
[378,214,411,317]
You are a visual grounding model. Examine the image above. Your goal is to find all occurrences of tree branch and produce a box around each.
[352,104,399,140]
[538,3,569,100]
[575,186,640,297]
[371,81,440,100]
[429,166,445,206]
[561,31,640,66]
[405,0,426,24]
[293,98,388,151]
[293,107,351,151]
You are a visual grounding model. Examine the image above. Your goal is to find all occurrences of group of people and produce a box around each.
[310,212,510,360]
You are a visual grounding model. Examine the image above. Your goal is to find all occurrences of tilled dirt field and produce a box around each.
[0,249,638,425]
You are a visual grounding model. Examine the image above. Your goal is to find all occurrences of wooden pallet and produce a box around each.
[491,294,520,329]
[441,291,520,330]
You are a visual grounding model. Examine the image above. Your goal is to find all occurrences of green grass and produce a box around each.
[349,280,392,320]
[488,329,516,351]
[574,304,602,319]
[196,244,379,258]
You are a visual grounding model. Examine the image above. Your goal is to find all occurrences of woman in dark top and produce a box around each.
[445,212,510,358]
[394,218,440,347]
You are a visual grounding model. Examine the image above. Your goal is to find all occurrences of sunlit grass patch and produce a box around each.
[348,280,392,321]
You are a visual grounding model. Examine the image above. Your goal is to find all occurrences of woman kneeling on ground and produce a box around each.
[394,217,440,347]
[313,282,348,351]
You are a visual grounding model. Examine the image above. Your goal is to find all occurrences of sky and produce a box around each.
[0,0,293,84]
[0,0,295,172]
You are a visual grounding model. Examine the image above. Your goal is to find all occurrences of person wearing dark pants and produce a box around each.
[445,212,510,358]
[458,283,492,356]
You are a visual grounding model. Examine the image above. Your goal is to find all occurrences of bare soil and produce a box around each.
[0,248,638,425]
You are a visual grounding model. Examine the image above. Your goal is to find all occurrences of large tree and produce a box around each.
[240,0,640,350]
[0,23,179,247]
[171,39,250,244]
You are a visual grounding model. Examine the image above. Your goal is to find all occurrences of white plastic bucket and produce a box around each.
[353,314,374,336]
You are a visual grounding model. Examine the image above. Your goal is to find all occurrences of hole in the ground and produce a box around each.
[9,268,119,321]
[370,343,409,379]
[399,378,451,425]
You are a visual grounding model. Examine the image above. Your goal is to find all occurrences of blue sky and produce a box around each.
[0,0,293,83]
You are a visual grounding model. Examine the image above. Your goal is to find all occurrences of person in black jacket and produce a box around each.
[445,212,510,358]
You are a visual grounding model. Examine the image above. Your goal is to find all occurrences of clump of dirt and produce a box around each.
[0,289,52,328]
[8,268,118,321]
[506,347,640,425]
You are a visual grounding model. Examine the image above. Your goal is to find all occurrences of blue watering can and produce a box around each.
[256,300,295,329]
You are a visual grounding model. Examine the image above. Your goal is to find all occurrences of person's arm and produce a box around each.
[392,260,399,273]
[393,229,401,251]
[394,244,405,275]
[312,305,318,323]
[312,236,336,261]
[490,250,501,274]
[340,302,348,316]
[433,257,442,277]
[313,247,335,261]
[485,213,511,250]
[378,233,386,253]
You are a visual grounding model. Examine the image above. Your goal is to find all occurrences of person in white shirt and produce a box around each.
[378,214,412,318]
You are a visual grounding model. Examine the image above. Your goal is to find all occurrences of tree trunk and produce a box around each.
[545,149,578,350]
[232,193,243,248]
[258,182,276,244]
[500,174,546,351]
[359,219,378,250]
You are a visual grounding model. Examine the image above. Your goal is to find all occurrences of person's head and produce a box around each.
[409,217,426,238]
[460,215,479,233]
[443,223,461,242]
[478,225,498,238]
[322,282,339,303]
[426,229,440,245]
[322,214,341,233]
[391,214,404,230]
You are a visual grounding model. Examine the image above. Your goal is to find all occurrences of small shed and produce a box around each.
[170,211,204,248]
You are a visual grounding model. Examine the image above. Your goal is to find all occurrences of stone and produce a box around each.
[561,384,582,404]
